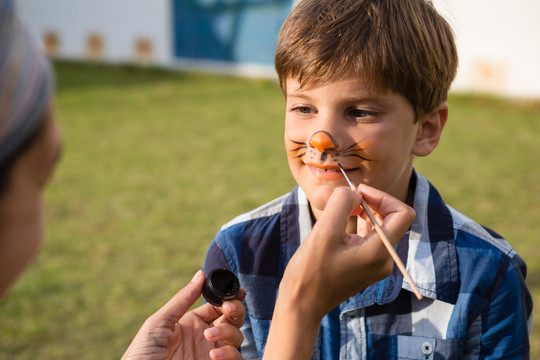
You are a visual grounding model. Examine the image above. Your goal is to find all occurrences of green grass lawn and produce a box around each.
[0,61,538,358]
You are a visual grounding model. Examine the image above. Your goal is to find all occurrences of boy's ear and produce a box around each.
[412,103,448,157]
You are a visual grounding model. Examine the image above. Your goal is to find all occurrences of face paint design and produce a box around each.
[288,130,372,166]
[284,76,421,218]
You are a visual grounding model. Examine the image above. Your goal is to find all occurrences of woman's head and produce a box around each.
[0,0,61,299]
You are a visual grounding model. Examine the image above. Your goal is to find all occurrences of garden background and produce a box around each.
[0,61,539,358]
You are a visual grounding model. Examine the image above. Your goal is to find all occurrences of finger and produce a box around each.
[209,345,243,360]
[355,215,373,238]
[152,270,205,323]
[190,302,224,324]
[204,323,244,347]
[235,288,247,302]
[316,187,362,234]
[200,298,246,330]
[210,288,246,326]
[215,299,246,328]
[191,285,246,324]
[191,286,247,325]
[358,184,416,244]
[358,184,412,218]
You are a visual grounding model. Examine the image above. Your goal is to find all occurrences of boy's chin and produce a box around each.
[304,187,336,218]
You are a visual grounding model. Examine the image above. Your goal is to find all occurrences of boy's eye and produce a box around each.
[348,108,375,119]
[292,106,314,115]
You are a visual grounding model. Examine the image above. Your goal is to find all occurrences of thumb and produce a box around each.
[316,187,362,233]
[154,270,205,322]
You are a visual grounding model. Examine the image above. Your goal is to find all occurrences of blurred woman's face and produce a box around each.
[0,100,62,299]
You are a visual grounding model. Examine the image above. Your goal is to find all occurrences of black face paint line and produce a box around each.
[287,139,307,159]
[341,142,373,162]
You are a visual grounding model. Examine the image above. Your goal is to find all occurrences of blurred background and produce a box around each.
[1,0,539,358]
[16,0,540,98]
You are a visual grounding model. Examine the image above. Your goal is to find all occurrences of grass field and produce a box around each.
[0,61,539,358]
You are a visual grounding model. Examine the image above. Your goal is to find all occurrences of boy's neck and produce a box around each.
[405,171,417,208]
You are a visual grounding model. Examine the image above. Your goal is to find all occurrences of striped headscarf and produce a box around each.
[0,0,53,167]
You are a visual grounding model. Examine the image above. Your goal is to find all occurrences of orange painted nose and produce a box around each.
[309,131,337,152]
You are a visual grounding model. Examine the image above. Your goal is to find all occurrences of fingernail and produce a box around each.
[224,301,236,313]
[210,348,224,359]
[191,270,204,283]
[204,327,220,340]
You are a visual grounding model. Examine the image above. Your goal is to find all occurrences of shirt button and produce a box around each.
[421,341,433,356]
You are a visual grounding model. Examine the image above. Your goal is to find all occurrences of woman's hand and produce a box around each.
[281,185,415,316]
[263,185,415,360]
[122,270,246,360]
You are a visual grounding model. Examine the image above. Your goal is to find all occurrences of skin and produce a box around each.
[122,270,246,360]
[284,75,447,231]
[0,100,62,299]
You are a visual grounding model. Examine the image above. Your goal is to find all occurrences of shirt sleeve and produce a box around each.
[466,254,532,359]
[203,235,233,273]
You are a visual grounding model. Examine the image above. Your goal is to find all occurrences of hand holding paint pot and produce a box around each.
[122,270,246,360]
[263,185,415,360]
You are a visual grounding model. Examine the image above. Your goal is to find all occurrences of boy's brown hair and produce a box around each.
[275,0,458,120]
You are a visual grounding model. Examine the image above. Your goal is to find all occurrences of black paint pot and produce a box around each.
[202,268,240,306]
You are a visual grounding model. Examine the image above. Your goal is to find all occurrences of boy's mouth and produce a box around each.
[306,163,354,181]
[307,163,341,172]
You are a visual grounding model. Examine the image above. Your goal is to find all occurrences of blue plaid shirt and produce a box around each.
[203,171,533,359]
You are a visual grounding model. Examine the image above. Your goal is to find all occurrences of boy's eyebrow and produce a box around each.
[340,95,386,104]
[286,91,389,106]
[284,92,309,100]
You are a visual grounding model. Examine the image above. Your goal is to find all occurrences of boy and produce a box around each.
[203,0,533,358]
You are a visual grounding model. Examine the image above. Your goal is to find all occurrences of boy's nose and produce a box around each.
[309,131,337,153]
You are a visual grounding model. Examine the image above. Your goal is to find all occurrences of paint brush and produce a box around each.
[338,164,423,301]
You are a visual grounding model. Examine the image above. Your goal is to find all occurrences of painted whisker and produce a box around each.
[288,139,307,158]
[344,153,371,161]
[289,146,307,151]
[342,142,372,162]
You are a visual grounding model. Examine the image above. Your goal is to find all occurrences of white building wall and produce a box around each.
[16,0,172,65]
[15,0,540,99]
[434,0,540,99]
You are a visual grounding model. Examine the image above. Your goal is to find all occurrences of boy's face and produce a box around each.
[284,76,423,219]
